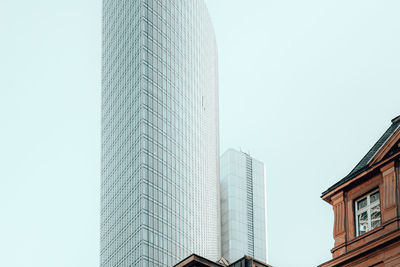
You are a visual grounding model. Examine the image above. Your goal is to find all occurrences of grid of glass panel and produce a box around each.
[101,1,220,266]
[220,149,267,263]
[355,190,381,236]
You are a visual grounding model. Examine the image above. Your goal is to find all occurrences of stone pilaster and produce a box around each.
[332,191,346,256]
[381,162,397,223]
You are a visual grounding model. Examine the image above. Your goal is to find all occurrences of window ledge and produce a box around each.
[349,217,398,246]
[331,217,399,254]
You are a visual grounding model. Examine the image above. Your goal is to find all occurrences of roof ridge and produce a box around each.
[392,115,400,124]
[322,116,400,197]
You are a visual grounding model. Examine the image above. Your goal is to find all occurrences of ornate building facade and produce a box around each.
[320,115,400,267]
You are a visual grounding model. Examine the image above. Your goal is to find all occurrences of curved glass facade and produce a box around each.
[101,1,220,266]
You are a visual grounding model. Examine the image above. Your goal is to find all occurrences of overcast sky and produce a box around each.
[1,1,399,267]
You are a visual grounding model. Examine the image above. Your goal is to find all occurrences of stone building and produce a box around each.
[320,115,400,267]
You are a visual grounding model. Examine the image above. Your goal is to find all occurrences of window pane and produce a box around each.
[357,198,368,210]
[370,192,380,203]
[358,211,368,235]
[355,190,381,237]
[371,205,381,229]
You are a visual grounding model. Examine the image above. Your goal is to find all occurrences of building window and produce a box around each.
[355,190,381,236]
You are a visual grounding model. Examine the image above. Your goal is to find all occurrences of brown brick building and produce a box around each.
[320,115,400,267]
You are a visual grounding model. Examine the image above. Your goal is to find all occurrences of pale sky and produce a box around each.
[1,1,399,267]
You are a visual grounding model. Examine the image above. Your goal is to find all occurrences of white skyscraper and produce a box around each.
[220,149,267,263]
[101,1,220,266]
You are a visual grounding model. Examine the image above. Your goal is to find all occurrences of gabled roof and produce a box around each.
[322,115,400,197]
[229,255,273,267]
[174,254,273,267]
[218,257,230,266]
[173,254,224,267]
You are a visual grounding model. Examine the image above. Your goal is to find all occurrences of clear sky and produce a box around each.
[1,1,399,267]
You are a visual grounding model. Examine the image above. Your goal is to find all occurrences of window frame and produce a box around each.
[354,189,381,237]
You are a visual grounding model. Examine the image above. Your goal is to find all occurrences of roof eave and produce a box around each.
[322,151,400,203]
[321,117,400,201]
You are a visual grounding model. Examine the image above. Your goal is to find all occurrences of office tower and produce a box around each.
[220,149,267,263]
[101,1,220,266]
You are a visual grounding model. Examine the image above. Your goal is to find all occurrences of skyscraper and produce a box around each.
[101,1,220,266]
[220,149,267,263]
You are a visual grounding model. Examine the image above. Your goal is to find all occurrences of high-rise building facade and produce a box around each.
[220,149,267,263]
[101,1,220,266]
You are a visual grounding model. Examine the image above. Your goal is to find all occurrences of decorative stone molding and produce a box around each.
[331,192,346,249]
[381,162,397,223]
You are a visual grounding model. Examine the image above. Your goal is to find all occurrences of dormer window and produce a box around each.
[355,190,381,236]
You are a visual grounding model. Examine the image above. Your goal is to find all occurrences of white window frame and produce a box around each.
[355,189,381,237]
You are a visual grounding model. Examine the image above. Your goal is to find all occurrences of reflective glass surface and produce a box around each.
[220,149,267,263]
[370,191,379,204]
[357,198,367,210]
[358,212,368,235]
[101,1,220,266]
[355,190,381,237]
[370,205,381,229]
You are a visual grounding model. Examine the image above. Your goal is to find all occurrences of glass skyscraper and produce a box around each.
[220,149,267,263]
[101,1,220,266]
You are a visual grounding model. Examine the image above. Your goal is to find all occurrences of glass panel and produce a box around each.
[358,211,368,235]
[357,198,368,210]
[370,191,380,203]
[371,205,381,229]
